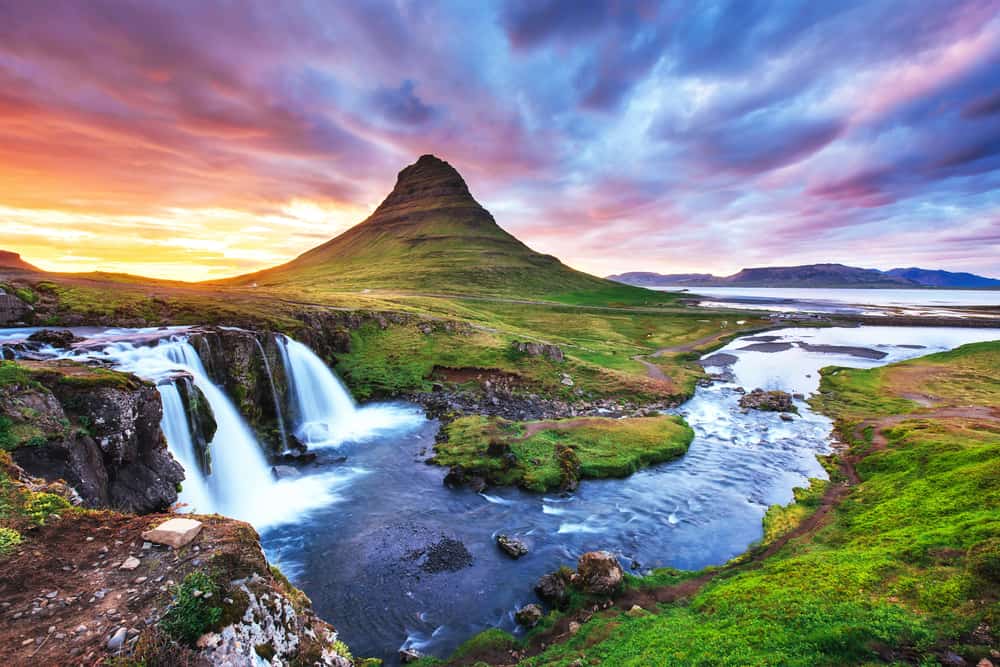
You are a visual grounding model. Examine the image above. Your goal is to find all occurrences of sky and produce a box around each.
[1,0,999,281]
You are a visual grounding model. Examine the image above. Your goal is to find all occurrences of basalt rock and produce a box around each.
[0,291,32,325]
[188,327,289,452]
[535,570,571,609]
[175,375,216,475]
[515,603,543,627]
[2,359,184,513]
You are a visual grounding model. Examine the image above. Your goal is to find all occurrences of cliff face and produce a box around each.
[0,359,184,513]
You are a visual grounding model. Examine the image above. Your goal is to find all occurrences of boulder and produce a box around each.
[515,603,543,627]
[0,293,31,325]
[271,465,301,480]
[534,571,570,609]
[739,388,796,413]
[27,329,81,348]
[142,518,203,548]
[497,534,529,559]
[576,551,624,596]
[511,341,564,362]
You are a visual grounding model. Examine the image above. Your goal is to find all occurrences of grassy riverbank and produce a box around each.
[425,340,1000,666]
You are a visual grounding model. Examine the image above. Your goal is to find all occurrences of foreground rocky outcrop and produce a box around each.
[0,406,358,666]
[1,359,184,513]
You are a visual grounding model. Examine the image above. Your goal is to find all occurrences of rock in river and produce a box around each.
[739,388,796,413]
[496,534,529,559]
[534,570,570,609]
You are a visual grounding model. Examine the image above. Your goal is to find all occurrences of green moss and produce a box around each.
[0,526,22,556]
[433,415,693,492]
[24,492,70,525]
[160,571,223,645]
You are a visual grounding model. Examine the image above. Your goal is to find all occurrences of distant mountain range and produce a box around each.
[608,263,1000,289]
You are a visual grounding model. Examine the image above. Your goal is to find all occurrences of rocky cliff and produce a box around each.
[0,359,184,513]
[0,453,356,666]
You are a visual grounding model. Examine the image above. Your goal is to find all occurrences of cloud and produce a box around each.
[0,0,997,279]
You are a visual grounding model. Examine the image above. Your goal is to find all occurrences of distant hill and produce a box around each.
[885,267,1000,289]
[0,251,40,272]
[225,155,645,299]
[608,263,1000,289]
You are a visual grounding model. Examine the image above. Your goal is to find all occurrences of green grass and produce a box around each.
[509,340,1000,666]
[160,571,223,645]
[433,415,694,492]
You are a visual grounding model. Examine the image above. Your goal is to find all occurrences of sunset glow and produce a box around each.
[2,0,998,279]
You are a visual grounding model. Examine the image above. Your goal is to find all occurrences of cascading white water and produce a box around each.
[276,335,425,448]
[279,336,356,444]
[68,336,355,528]
[157,381,213,512]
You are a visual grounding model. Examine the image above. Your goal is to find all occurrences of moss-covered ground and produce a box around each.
[433,414,694,492]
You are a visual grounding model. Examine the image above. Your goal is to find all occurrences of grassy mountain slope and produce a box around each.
[224,155,658,302]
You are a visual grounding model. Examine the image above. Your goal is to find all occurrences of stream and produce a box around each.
[3,324,999,663]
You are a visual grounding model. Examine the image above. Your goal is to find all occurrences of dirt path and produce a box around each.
[853,406,1000,450]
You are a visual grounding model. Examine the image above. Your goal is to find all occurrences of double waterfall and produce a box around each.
[73,331,416,528]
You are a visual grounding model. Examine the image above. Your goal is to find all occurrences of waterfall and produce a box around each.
[75,337,349,528]
[279,336,356,445]
[157,381,213,512]
[253,335,289,452]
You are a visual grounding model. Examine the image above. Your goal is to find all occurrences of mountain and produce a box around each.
[605,272,715,287]
[0,250,40,272]
[609,263,1000,289]
[226,155,632,298]
[720,264,915,287]
[885,267,1000,289]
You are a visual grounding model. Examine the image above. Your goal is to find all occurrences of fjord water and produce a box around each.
[653,285,1000,316]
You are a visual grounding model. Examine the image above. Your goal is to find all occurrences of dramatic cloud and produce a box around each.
[0,0,998,279]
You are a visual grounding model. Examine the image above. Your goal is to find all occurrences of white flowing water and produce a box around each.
[279,335,422,447]
[157,381,213,512]
[52,336,359,529]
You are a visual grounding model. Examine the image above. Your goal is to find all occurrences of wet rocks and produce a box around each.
[410,537,473,573]
[510,341,564,362]
[576,551,624,596]
[739,388,796,413]
[443,465,487,492]
[780,413,795,422]
[400,648,425,663]
[496,534,529,559]
[3,359,184,513]
[515,603,543,627]
[27,329,82,347]
[271,465,301,480]
[534,570,571,609]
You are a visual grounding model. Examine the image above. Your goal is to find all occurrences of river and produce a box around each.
[2,324,999,663]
